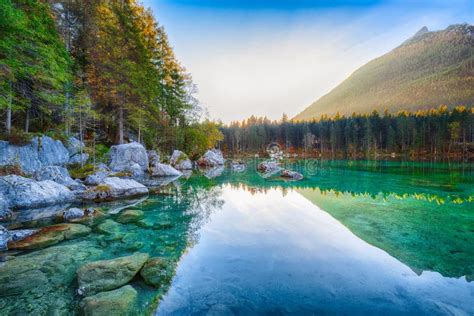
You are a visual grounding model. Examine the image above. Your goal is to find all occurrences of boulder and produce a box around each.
[95,219,123,236]
[116,209,144,224]
[34,165,85,190]
[128,163,144,177]
[0,194,12,221]
[85,171,109,186]
[231,161,246,172]
[170,150,193,170]
[109,142,148,173]
[63,208,85,221]
[10,229,38,241]
[197,149,224,167]
[147,150,160,168]
[83,177,148,201]
[80,285,137,316]
[139,257,173,287]
[0,136,69,174]
[0,175,75,209]
[77,253,149,295]
[150,163,182,177]
[8,223,91,250]
[0,225,9,251]
[281,169,304,180]
[67,137,89,165]
[257,161,281,173]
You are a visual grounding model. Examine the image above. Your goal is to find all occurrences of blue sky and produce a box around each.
[142,0,473,122]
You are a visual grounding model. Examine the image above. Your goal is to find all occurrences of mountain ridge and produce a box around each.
[294,23,474,121]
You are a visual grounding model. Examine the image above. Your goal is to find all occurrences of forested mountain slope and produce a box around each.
[294,24,474,121]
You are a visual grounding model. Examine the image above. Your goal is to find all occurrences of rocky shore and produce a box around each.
[0,136,225,315]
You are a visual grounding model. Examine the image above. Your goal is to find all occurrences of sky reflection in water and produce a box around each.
[157,183,474,315]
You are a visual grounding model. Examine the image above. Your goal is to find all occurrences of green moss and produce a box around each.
[69,164,96,179]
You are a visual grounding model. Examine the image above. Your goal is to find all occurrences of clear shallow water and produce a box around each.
[0,160,473,315]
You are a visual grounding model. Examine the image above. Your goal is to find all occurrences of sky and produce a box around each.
[141,0,473,123]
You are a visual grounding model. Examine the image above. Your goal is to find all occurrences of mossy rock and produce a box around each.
[116,209,144,224]
[77,253,149,296]
[139,257,173,288]
[8,224,91,250]
[80,285,137,316]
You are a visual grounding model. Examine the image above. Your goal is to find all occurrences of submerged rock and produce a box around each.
[83,177,148,201]
[80,285,137,316]
[8,223,91,250]
[0,136,70,174]
[281,169,304,180]
[170,150,193,170]
[77,253,149,295]
[197,149,225,167]
[109,142,148,173]
[0,175,75,209]
[140,257,173,287]
[95,219,123,236]
[116,209,144,224]
[150,163,182,177]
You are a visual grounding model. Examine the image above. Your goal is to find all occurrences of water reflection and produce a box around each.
[157,185,474,315]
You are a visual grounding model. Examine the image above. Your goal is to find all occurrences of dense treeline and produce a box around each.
[221,106,474,158]
[0,0,222,157]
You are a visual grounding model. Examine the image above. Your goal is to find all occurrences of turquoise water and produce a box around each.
[0,160,473,315]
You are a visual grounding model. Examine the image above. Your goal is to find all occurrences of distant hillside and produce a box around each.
[294,24,474,121]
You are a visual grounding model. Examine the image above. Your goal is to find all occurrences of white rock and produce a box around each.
[83,177,148,200]
[150,163,182,177]
[147,150,160,168]
[281,169,304,180]
[34,166,85,190]
[63,208,85,221]
[170,150,193,170]
[0,225,10,251]
[85,171,110,186]
[109,142,148,173]
[198,149,224,167]
[0,136,69,174]
[0,175,75,209]
[67,137,89,165]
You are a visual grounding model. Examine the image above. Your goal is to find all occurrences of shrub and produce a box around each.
[0,164,26,176]
[3,128,33,146]
[69,163,96,179]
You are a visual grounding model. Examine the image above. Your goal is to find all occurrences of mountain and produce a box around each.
[294,24,474,121]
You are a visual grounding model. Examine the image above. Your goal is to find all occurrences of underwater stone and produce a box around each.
[80,285,137,316]
[116,209,144,224]
[140,257,173,287]
[8,223,90,250]
[77,253,149,296]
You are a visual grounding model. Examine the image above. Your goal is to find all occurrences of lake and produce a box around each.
[1,160,473,315]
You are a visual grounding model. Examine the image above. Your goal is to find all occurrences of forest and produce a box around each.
[0,0,222,158]
[220,106,474,159]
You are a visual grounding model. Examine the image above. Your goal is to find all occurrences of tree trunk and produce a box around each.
[118,104,124,144]
[6,81,12,134]
[25,108,30,133]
